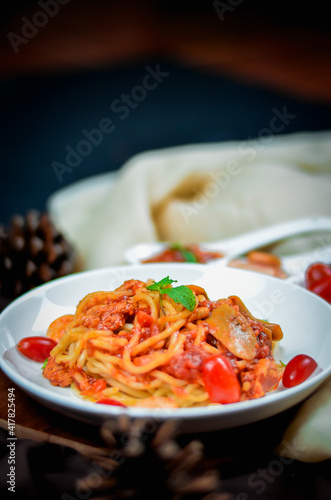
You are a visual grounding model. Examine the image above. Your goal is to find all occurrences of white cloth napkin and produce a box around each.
[276,376,331,462]
[49,130,331,269]
[48,130,331,462]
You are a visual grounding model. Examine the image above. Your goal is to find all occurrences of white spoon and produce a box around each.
[125,216,331,264]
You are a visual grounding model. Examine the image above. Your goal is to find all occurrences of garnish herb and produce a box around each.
[146,276,196,311]
[42,358,48,370]
[171,243,197,263]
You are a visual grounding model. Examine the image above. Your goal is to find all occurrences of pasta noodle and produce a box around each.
[43,278,284,408]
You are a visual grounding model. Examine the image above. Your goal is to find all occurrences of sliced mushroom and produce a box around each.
[229,295,283,342]
[205,303,257,360]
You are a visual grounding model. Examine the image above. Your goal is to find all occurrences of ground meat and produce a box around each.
[80,298,135,331]
[241,358,279,400]
[164,346,210,383]
[43,356,73,387]
[70,368,106,393]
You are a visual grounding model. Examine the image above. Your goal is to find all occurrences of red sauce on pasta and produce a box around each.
[143,244,223,264]
[36,279,285,407]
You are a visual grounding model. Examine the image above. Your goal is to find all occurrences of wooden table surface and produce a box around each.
[1,0,331,475]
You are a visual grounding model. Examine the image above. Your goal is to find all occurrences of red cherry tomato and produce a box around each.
[309,278,331,303]
[136,310,153,327]
[17,336,57,362]
[305,262,331,288]
[282,354,318,388]
[202,354,241,404]
[96,398,127,407]
[305,263,331,303]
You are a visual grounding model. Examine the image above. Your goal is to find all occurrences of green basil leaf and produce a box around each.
[146,276,195,311]
[180,249,197,263]
[171,243,197,263]
[146,276,177,291]
[161,285,196,311]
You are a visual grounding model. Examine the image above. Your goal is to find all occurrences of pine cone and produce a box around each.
[77,416,232,500]
[0,210,77,302]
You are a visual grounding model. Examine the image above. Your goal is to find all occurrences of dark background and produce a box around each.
[1,0,331,224]
[1,4,331,499]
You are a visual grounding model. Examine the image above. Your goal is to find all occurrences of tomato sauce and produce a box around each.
[164,346,210,382]
[143,244,223,264]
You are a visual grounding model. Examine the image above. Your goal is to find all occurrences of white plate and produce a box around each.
[1,263,331,432]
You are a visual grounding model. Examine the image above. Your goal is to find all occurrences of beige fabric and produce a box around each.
[276,376,331,462]
[48,131,331,462]
[49,130,331,269]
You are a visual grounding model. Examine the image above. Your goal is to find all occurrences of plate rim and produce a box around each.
[1,263,331,425]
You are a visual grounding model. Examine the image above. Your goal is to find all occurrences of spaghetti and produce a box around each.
[43,278,284,408]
